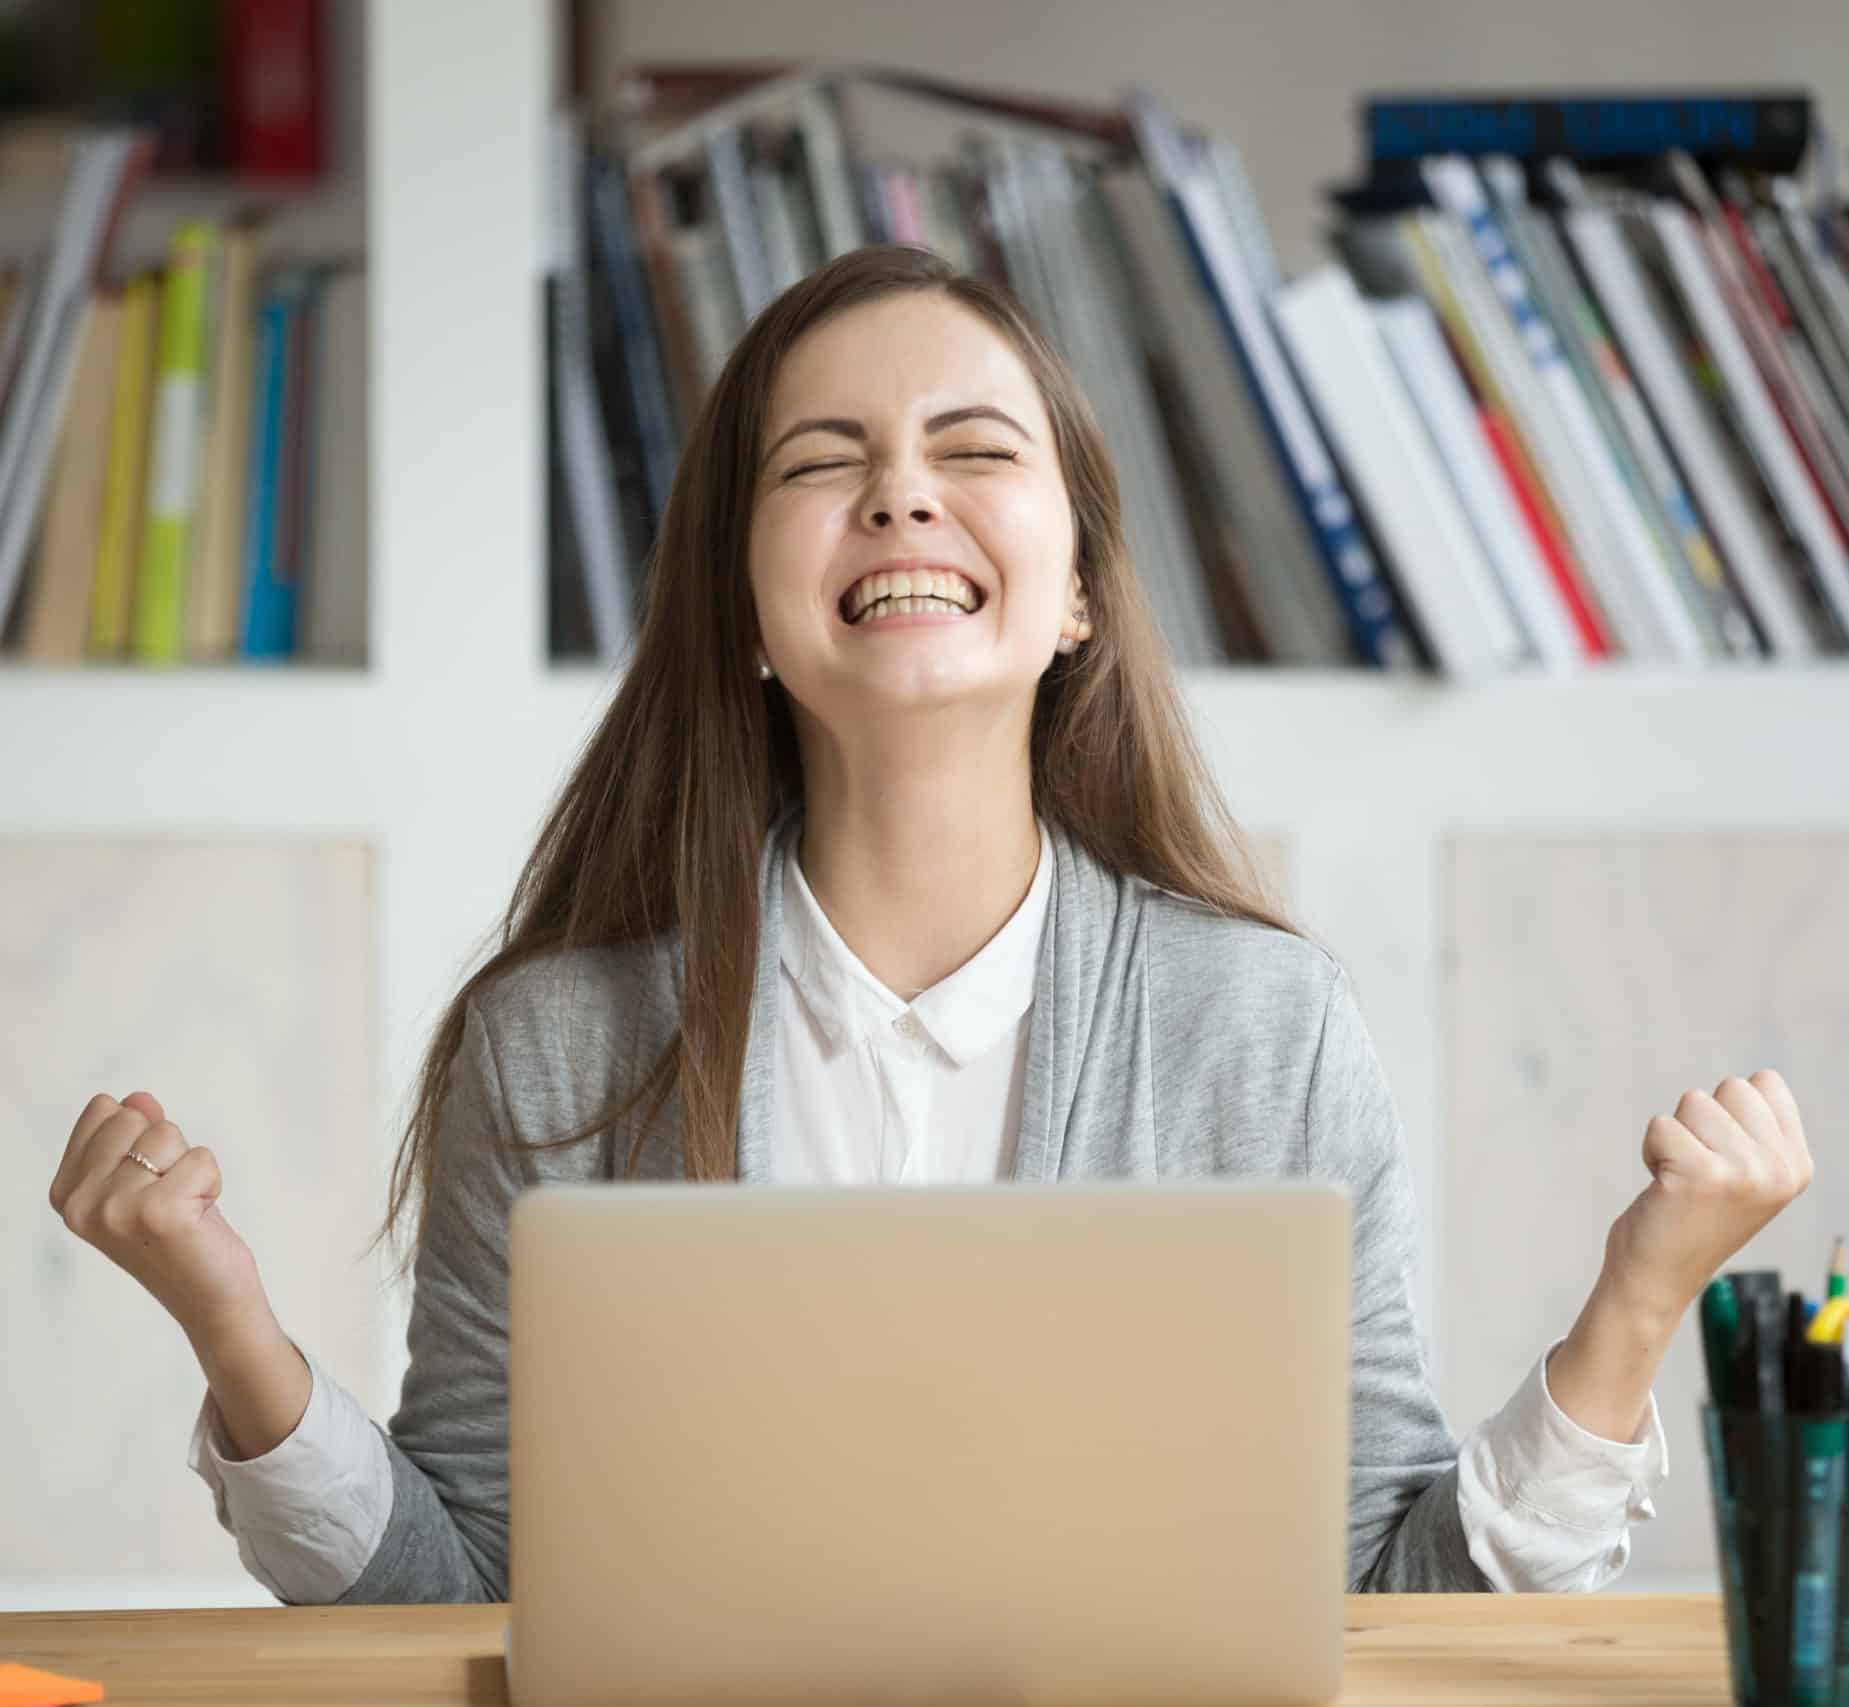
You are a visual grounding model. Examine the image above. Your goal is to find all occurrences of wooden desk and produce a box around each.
[0,1593,1734,1704]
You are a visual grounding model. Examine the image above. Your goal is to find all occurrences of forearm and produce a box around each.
[1545,1266,1679,1445]
[186,1305,313,1463]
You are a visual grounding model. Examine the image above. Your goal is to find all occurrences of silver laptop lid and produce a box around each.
[509,1180,1350,1705]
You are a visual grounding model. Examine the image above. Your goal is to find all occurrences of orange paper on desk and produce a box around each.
[0,1663,105,1705]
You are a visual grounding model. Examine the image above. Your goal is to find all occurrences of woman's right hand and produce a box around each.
[48,1091,270,1346]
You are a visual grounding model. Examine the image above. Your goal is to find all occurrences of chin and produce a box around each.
[867,667,1031,714]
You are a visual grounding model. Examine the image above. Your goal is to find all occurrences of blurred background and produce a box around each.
[2,0,1847,1609]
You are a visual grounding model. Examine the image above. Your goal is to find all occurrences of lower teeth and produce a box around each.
[857,597,968,624]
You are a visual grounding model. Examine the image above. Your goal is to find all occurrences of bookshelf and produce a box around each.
[5,0,1849,1607]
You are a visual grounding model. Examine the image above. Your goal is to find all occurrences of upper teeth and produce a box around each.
[844,570,980,623]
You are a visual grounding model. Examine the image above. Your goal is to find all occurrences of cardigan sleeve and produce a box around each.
[1304,963,1495,1592]
[326,995,531,1604]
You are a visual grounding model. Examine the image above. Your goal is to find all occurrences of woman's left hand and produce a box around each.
[1601,1069,1813,1324]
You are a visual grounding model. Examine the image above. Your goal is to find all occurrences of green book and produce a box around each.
[131,217,220,664]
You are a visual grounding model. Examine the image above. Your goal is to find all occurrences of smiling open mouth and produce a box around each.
[838,573,986,626]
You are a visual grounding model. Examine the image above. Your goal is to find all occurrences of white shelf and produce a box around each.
[7,660,1846,830]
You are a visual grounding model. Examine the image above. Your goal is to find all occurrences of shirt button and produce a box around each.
[895,1013,920,1040]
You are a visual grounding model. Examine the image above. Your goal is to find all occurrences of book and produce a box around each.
[1364,91,1813,175]
[585,142,681,545]
[1649,198,1849,642]
[980,130,1224,665]
[188,216,266,662]
[1271,264,1526,681]
[16,294,124,663]
[1421,157,1707,664]
[88,268,162,658]
[0,128,153,638]
[1125,84,1421,670]
[300,264,367,665]
[550,109,640,665]
[1479,155,1759,660]
[1335,211,1618,657]
[130,217,220,665]
[1370,293,1583,672]
[1554,177,1818,658]
[1098,158,1350,665]
[239,267,315,660]
[226,0,327,178]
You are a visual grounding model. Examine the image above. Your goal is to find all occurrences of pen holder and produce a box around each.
[1701,1404,1849,1707]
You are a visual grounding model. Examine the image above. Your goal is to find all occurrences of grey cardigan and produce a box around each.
[333,801,1493,1604]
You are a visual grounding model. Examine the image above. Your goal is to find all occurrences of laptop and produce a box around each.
[505,1180,1351,1705]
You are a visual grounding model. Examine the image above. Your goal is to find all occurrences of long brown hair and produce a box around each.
[367,241,1311,1287]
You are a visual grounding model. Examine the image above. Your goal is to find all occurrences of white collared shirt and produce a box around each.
[188,813,1667,1600]
[769,816,1053,1185]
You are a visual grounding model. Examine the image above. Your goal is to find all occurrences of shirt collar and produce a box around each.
[779,816,1053,1067]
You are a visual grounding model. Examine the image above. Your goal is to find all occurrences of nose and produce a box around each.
[860,460,941,531]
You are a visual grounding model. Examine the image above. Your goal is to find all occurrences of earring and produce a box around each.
[756,659,773,680]
[1057,603,1091,654]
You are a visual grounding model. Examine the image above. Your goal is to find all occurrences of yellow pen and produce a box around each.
[1807,1239,1849,1344]
[1807,1290,1849,1346]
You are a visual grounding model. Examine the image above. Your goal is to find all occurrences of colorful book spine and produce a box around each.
[131,218,220,665]
[88,270,161,658]
[239,272,307,659]
[1422,157,1707,663]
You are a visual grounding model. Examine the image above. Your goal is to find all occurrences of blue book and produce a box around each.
[587,148,682,537]
[1365,91,1811,175]
[239,269,316,660]
[1123,84,1422,671]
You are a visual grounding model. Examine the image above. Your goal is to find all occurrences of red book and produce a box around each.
[1478,403,1613,657]
[226,0,327,179]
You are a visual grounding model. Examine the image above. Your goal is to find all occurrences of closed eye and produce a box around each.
[781,450,1020,481]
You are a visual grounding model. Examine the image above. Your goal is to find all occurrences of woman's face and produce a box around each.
[747,293,1081,736]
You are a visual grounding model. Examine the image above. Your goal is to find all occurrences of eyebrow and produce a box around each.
[761,405,1033,469]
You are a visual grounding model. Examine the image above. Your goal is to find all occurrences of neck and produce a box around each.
[793,759,1041,1002]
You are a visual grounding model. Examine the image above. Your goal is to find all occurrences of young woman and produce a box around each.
[51,244,1812,1607]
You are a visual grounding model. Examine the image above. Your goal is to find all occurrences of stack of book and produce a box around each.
[551,66,1849,678]
[0,129,366,667]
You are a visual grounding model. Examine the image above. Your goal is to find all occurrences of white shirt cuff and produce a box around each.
[1454,1334,1671,1593]
[186,1337,393,1604]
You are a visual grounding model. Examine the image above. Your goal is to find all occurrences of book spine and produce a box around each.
[131,219,219,664]
[1126,84,1422,670]
[239,282,294,658]
[794,85,865,261]
[1366,93,1812,175]
[226,0,326,178]
[1272,266,1521,680]
[588,149,682,538]
[1478,156,1744,659]
[1478,399,1613,656]
[1424,158,1707,663]
[704,124,776,322]
[1560,198,1816,656]
[1403,211,1624,650]
[1371,293,1583,671]
[187,221,262,660]
[1652,202,1849,638]
[89,271,161,658]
